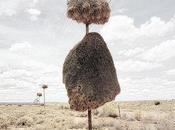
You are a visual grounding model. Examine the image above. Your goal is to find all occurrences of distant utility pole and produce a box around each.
[42,84,48,107]
[118,104,121,119]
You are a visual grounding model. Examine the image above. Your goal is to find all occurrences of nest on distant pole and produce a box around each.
[67,0,111,24]
[37,93,42,97]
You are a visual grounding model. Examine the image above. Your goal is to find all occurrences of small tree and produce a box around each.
[42,84,48,107]
[154,101,160,105]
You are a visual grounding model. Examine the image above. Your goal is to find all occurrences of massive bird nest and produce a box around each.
[67,0,111,24]
[63,33,120,111]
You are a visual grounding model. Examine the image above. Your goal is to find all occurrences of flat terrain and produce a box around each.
[0,100,175,130]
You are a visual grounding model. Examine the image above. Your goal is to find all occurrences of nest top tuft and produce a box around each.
[67,0,111,24]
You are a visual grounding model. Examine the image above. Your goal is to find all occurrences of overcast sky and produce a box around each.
[0,0,175,102]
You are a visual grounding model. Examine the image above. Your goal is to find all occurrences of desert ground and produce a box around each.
[0,100,175,130]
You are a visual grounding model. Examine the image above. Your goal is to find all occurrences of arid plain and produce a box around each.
[0,100,174,130]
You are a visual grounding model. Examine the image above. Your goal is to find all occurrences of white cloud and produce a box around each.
[117,60,162,72]
[140,16,175,37]
[101,14,175,73]
[117,8,128,14]
[2,69,32,78]
[0,0,18,16]
[101,15,175,47]
[166,69,175,76]
[101,14,175,101]
[118,48,144,57]
[118,77,175,100]
[0,0,41,17]
[0,8,16,16]
[101,15,139,45]
[27,8,41,15]
[0,57,63,102]
[139,40,175,62]
[26,8,41,21]
[10,42,32,54]
[32,0,39,6]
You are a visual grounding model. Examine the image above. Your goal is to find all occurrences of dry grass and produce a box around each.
[0,100,174,130]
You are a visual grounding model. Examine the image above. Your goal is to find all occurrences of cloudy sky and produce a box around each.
[0,0,175,102]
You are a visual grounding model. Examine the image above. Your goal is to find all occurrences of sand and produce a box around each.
[0,100,174,130]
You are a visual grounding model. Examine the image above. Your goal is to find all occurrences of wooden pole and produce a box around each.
[88,109,92,130]
[43,89,45,107]
[118,104,121,119]
[86,23,89,34]
[86,23,92,130]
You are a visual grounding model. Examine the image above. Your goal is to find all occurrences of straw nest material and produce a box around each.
[67,0,111,24]
[63,32,120,111]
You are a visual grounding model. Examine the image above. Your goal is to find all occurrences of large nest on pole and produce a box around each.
[67,0,111,24]
[63,32,120,111]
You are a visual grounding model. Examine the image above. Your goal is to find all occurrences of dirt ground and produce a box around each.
[0,100,175,130]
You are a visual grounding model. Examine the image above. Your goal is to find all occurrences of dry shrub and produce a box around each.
[121,112,136,121]
[93,117,116,129]
[16,116,34,127]
[167,111,175,119]
[145,124,157,130]
[0,115,9,129]
[35,124,46,130]
[36,119,44,125]
[14,111,26,118]
[7,115,17,126]
[97,102,119,118]
[60,105,70,109]
[71,111,87,117]
[36,123,67,130]
[67,0,111,24]
[0,113,17,126]
[56,103,70,110]
[154,101,161,106]
[40,116,84,129]
[26,113,38,121]
[126,122,146,130]
[54,117,66,123]
[35,115,45,124]
[111,120,126,130]
[41,117,68,129]
[0,110,3,115]
[134,110,142,121]
[141,111,168,123]
[74,112,87,117]
[156,119,175,130]
[68,117,86,129]
[36,109,46,115]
